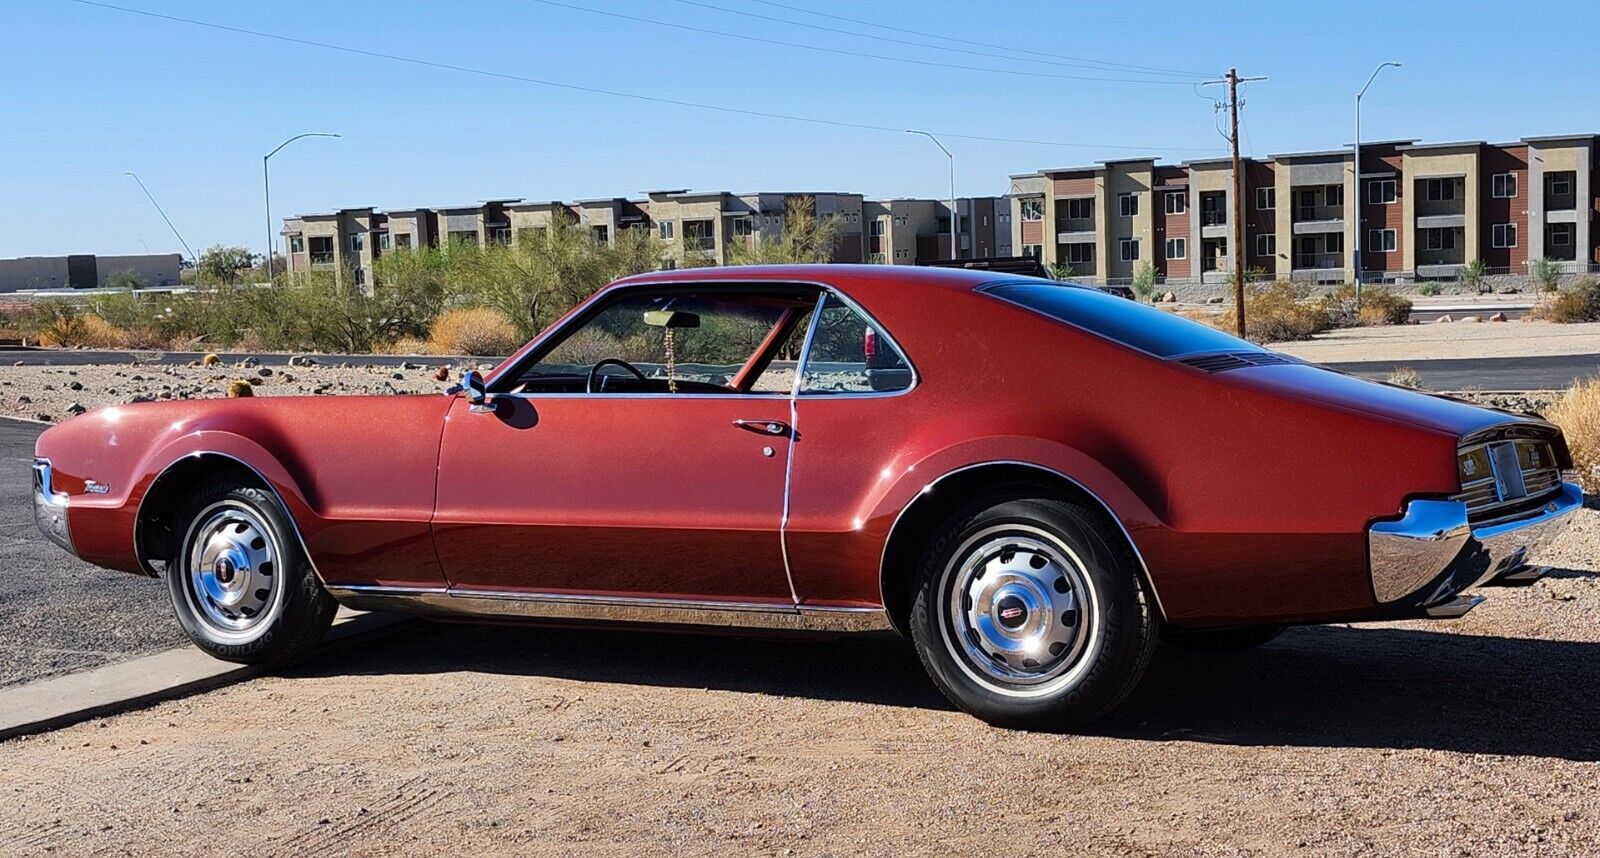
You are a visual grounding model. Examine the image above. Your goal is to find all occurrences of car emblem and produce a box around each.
[1463,459,1477,477]
[84,480,110,495]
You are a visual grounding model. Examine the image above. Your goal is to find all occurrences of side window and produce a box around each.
[799,295,912,394]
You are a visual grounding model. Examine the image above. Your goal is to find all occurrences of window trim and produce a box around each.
[1550,223,1574,247]
[1117,192,1138,218]
[1549,176,1573,197]
[1492,223,1517,249]
[1164,191,1187,215]
[1491,173,1517,199]
[1367,179,1396,205]
[1164,237,1186,260]
[1119,237,1140,262]
[485,279,919,400]
[1255,233,1276,258]
[1367,228,1396,253]
[1255,186,1275,211]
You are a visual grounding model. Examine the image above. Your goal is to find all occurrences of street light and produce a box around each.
[907,130,956,260]
[123,171,198,280]
[264,132,341,281]
[1354,61,1401,298]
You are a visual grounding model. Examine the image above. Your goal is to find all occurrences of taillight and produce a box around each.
[863,327,878,360]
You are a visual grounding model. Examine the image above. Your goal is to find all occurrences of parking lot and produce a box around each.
[2,396,1598,853]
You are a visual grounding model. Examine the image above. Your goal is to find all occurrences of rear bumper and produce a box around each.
[1368,481,1582,613]
[33,458,74,553]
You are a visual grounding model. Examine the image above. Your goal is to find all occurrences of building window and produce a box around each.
[1325,184,1344,206]
[1492,223,1517,248]
[394,233,412,250]
[1367,228,1396,253]
[1492,173,1517,199]
[1550,223,1574,246]
[1550,176,1573,196]
[1117,193,1138,218]
[1164,237,1186,259]
[1423,229,1456,251]
[1020,244,1041,259]
[1020,199,1043,221]
[376,231,391,251]
[1255,234,1276,257]
[1425,178,1457,201]
[1325,232,1345,254]
[1064,243,1093,265]
[353,267,366,285]
[288,235,304,254]
[1164,191,1186,214]
[590,225,609,244]
[658,220,674,239]
[1367,179,1396,205]
[308,236,334,265]
[1063,197,1093,220]
[489,226,512,246]
[732,217,753,237]
[349,233,364,253]
[1256,187,1275,211]
[683,219,715,252]
[1119,238,1140,261]
[869,218,885,237]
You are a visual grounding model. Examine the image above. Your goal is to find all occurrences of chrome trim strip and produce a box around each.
[878,460,1167,624]
[779,291,830,606]
[133,451,327,585]
[33,458,74,553]
[324,584,895,633]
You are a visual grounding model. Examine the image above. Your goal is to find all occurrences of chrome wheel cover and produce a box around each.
[939,525,1101,697]
[182,501,283,642]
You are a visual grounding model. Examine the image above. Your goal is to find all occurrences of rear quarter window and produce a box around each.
[983,281,1250,359]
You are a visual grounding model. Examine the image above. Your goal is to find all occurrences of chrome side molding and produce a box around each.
[326,585,895,634]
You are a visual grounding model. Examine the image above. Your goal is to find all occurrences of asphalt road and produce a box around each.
[7,347,1599,390]
[0,419,183,688]
[1323,352,1600,391]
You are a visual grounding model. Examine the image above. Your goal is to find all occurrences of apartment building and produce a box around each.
[0,253,183,293]
[284,190,1001,279]
[1010,134,1600,287]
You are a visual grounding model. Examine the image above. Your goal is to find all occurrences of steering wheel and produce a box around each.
[587,358,648,393]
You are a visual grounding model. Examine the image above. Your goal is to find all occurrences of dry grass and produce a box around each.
[1529,278,1600,323]
[1324,284,1413,327]
[1217,280,1332,343]
[427,307,521,356]
[1547,375,1600,489]
[1387,367,1423,389]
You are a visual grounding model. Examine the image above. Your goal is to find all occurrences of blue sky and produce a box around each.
[2,0,1595,258]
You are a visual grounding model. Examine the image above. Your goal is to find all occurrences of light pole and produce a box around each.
[907,130,956,260]
[264,132,341,282]
[123,171,198,283]
[1354,61,1401,298]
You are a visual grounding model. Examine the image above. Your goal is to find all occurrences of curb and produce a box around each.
[0,610,412,742]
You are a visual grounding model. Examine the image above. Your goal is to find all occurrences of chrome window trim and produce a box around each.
[324,584,894,633]
[482,277,920,402]
[878,460,1166,625]
[133,451,327,584]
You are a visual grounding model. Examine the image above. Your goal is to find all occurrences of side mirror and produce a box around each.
[461,370,492,412]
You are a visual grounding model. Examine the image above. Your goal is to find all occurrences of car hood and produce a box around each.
[1222,363,1555,439]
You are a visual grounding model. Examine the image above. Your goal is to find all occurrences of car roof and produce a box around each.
[612,263,1017,294]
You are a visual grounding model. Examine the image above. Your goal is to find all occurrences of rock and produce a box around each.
[16,394,31,405]
[245,376,261,386]
[1489,312,1508,322]
[1459,315,1481,323]
[12,361,22,367]
[126,395,153,404]
[401,361,423,370]
[289,355,317,367]
[1159,291,1177,303]
[65,402,86,415]
[432,366,450,382]
[1433,315,1454,323]
[391,372,405,380]
[256,366,273,377]
[1497,286,1522,294]
[1206,296,1226,305]
[68,381,83,391]
[33,412,53,423]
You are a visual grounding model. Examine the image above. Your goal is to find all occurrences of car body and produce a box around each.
[33,265,1583,726]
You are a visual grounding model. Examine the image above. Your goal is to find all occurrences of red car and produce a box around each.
[33,266,1583,727]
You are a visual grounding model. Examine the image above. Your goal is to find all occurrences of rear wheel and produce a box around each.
[908,495,1158,730]
[165,479,336,666]
[1161,624,1286,652]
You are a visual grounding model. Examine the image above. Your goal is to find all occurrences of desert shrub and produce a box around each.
[428,307,521,356]
[1418,282,1443,297]
[1386,367,1423,389]
[1217,280,1331,343]
[1131,262,1157,302]
[1460,259,1488,294]
[1529,278,1600,323]
[1547,375,1600,489]
[1531,257,1562,293]
[1323,284,1413,327]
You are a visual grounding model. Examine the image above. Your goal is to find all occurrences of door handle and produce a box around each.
[732,419,791,437]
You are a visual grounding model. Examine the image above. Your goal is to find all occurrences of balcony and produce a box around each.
[1292,205,1345,235]
[1293,251,1344,270]
[1546,172,1577,211]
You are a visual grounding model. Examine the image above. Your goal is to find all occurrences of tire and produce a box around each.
[908,494,1159,730]
[165,479,336,667]
[1161,624,1286,652]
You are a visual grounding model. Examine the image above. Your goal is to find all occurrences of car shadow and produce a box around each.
[293,620,1600,761]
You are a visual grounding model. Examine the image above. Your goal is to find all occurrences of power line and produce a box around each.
[744,0,1214,79]
[61,0,1223,154]
[524,0,1200,86]
[662,0,1201,79]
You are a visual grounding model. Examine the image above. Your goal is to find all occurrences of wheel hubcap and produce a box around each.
[942,527,1098,695]
[186,503,279,635]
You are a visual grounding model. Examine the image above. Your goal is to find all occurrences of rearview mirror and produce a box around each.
[644,309,700,329]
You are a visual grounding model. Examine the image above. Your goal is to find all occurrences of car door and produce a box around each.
[430,285,809,604]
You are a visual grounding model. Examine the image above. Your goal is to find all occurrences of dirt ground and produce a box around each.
[2,508,1597,856]
[1270,319,1600,364]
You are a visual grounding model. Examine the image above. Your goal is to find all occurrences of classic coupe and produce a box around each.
[33,265,1583,727]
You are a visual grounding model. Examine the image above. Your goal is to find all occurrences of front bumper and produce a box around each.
[33,458,74,553]
[1368,481,1583,614]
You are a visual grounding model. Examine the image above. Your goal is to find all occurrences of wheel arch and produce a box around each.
[877,460,1166,637]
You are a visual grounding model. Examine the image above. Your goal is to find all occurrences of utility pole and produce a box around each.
[906,130,957,260]
[264,132,341,282]
[1354,62,1402,302]
[1203,69,1267,338]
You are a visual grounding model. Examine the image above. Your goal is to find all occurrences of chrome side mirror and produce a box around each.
[461,370,492,413]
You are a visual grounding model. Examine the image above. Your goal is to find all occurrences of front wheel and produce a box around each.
[909,495,1159,730]
[165,479,337,667]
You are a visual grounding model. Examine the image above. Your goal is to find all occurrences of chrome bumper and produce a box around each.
[33,458,74,553]
[1368,481,1582,613]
